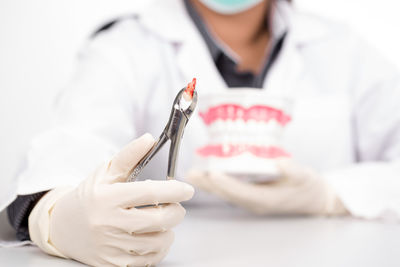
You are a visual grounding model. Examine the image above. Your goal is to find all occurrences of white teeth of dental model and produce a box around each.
[208,119,283,146]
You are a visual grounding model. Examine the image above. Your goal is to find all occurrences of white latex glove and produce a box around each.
[29,133,194,267]
[186,159,347,216]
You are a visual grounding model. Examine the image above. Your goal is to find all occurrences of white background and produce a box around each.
[0,0,399,196]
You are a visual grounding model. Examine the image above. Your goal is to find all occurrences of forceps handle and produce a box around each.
[127,133,168,182]
[167,117,186,179]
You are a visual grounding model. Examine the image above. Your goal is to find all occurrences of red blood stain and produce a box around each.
[185,78,196,98]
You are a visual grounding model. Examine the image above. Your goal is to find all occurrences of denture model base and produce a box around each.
[196,99,291,178]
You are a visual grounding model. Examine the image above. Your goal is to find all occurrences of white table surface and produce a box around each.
[1,205,400,267]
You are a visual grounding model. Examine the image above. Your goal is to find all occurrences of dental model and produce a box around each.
[196,92,291,178]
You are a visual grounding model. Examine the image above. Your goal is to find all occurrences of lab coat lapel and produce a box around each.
[264,34,305,97]
[264,2,329,96]
[138,0,226,94]
[176,32,226,95]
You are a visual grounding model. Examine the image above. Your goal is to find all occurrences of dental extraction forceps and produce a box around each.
[127,82,198,182]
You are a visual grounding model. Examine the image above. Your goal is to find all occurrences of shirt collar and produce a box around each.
[271,0,290,42]
[183,0,290,63]
[136,0,329,47]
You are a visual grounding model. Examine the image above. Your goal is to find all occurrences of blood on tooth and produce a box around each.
[183,78,197,101]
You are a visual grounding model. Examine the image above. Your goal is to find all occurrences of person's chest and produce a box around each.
[136,38,356,181]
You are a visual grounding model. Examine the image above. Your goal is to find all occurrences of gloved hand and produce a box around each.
[29,133,194,267]
[186,159,347,216]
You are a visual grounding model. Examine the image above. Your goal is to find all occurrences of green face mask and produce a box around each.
[199,0,264,14]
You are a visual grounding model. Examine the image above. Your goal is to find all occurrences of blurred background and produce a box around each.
[0,0,399,199]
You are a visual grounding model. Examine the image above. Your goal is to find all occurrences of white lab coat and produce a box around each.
[2,0,400,220]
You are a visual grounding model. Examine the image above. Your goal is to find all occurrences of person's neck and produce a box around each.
[191,0,271,73]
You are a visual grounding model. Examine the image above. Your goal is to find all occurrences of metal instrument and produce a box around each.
[127,86,198,182]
